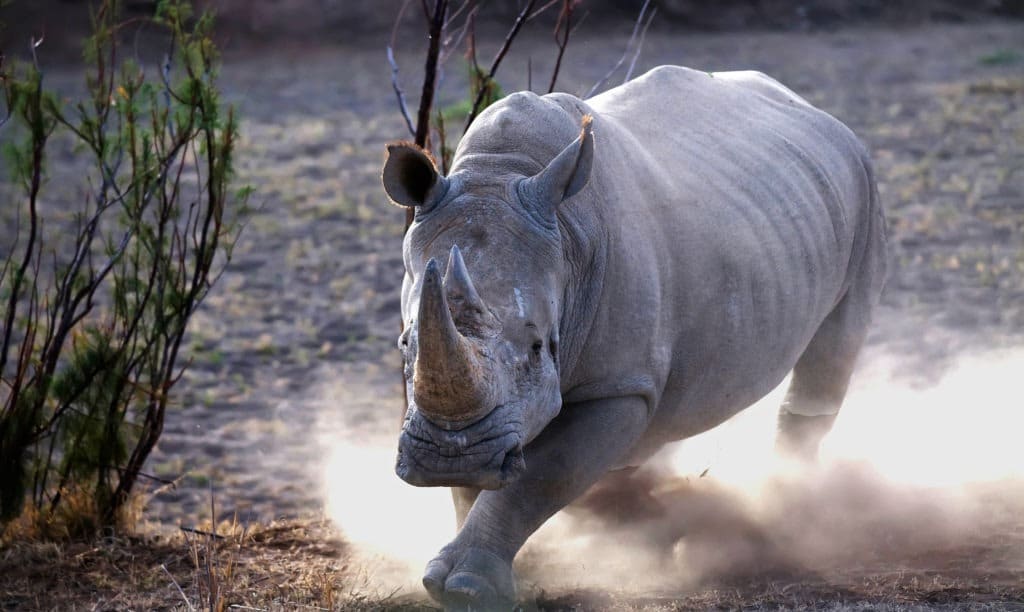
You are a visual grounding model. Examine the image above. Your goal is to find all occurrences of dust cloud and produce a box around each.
[321,430,456,594]
[322,348,1024,598]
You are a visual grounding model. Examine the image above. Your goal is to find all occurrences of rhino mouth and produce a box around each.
[396,405,526,490]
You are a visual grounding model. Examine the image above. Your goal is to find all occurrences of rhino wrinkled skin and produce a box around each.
[381,66,887,609]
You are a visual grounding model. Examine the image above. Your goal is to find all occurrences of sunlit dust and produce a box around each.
[322,442,454,574]
[824,349,1024,487]
[668,348,1024,490]
[522,348,1024,594]
[322,348,1024,599]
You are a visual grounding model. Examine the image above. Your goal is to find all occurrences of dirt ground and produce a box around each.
[2,13,1024,611]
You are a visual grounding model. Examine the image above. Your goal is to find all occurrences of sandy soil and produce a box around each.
[3,15,1024,610]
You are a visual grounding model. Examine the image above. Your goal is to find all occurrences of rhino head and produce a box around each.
[383,115,594,490]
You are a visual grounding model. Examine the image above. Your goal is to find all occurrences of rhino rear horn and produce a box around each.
[413,258,493,426]
[443,245,486,316]
[522,114,595,208]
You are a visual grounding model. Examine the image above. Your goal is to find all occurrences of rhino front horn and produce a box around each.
[413,258,493,427]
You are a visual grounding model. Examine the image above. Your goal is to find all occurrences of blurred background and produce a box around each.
[5,0,1024,47]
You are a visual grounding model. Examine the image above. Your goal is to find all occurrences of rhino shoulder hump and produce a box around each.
[710,69,811,106]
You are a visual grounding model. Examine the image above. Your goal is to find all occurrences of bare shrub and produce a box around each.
[0,0,249,537]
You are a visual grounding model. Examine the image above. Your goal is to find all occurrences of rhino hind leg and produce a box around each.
[776,411,838,461]
[777,280,877,461]
[451,486,480,529]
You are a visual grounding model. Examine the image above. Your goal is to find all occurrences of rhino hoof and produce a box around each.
[423,556,453,602]
[423,547,516,611]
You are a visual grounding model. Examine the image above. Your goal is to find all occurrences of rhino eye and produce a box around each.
[531,340,543,357]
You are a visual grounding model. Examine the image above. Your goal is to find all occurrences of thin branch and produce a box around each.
[386,47,416,138]
[134,470,177,485]
[389,0,415,49]
[386,0,417,138]
[439,3,477,65]
[443,0,474,29]
[33,181,126,390]
[161,564,196,612]
[569,9,590,36]
[624,7,657,83]
[30,34,44,68]
[528,0,562,20]
[463,0,538,132]
[435,109,450,174]
[180,525,226,540]
[0,56,15,282]
[0,57,46,381]
[585,0,652,99]
[162,37,176,135]
[206,480,219,606]
[547,0,575,94]
[466,9,480,76]
[414,0,448,147]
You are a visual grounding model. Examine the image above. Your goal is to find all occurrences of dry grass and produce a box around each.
[0,518,429,611]
[3,483,1022,611]
[1,485,148,543]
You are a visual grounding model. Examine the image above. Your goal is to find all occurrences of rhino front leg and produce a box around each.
[424,395,649,610]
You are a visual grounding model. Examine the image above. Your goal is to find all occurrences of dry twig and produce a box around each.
[180,526,227,540]
[624,5,657,83]
[547,0,576,93]
[415,0,448,148]
[586,0,654,98]
[161,563,196,611]
[463,0,539,131]
[386,46,416,138]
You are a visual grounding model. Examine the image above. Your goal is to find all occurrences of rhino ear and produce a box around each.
[382,142,448,208]
[522,114,594,208]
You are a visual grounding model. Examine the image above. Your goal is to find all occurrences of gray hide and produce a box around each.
[381,66,887,610]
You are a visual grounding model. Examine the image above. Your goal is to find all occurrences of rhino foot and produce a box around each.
[423,545,516,611]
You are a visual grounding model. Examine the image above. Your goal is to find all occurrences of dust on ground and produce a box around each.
[1,14,1023,611]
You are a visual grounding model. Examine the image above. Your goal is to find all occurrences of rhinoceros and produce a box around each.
[381,65,887,609]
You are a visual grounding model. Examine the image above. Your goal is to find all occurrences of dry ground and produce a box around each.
[1,14,1024,611]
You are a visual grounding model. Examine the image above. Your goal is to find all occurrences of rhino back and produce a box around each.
[561,66,878,441]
